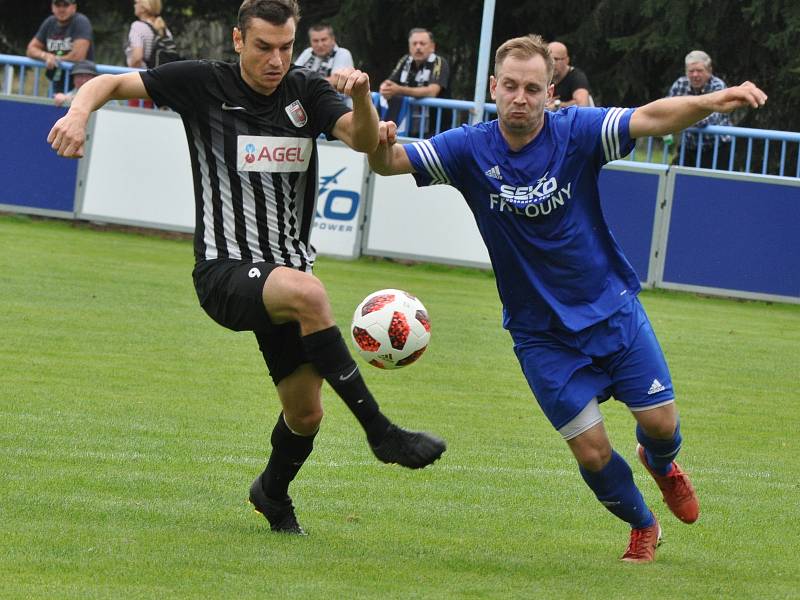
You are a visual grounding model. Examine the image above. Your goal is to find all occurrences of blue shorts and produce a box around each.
[511,297,674,431]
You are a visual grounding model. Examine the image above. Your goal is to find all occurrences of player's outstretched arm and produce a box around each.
[47,72,150,158]
[629,81,768,139]
[330,68,380,153]
[367,120,414,176]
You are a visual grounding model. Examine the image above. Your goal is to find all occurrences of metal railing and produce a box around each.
[0,54,148,107]
[389,96,799,178]
[4,53,798,177]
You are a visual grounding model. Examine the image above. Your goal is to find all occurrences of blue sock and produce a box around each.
[636,419,682,476]
[579,450,654,529]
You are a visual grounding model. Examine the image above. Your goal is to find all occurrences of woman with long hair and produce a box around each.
[125,0,169,69]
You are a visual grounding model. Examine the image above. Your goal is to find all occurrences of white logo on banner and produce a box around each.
[237,136,312,172]
[310,144,366,258]
[315,167,359,232]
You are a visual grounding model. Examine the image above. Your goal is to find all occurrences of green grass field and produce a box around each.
[1,214,798,599]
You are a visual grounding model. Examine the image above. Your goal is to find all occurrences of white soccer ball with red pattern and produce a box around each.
[350,289,431,369]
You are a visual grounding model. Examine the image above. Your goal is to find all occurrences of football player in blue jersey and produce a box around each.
[368,34,767,562]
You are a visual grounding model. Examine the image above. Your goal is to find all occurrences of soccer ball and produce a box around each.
[351,289,431,369]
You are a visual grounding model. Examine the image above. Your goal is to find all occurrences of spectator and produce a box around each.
[294,23,354,106]
[668,50,732,169]
[125,0,173,69]
[125,0,173,108]
[546,41,591,109]
[379,28,450,136]
[294,23,353,84]
[53,60,96,107]
[26,0,93,90]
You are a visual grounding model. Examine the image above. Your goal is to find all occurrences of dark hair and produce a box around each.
[309,23,334,36]
[408,28,433,43]
[237,0,301,37]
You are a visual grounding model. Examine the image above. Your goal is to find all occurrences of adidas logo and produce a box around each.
[647,378,666,395]
[484,165,502,180]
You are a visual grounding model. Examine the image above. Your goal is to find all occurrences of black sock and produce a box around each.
[261,413,316,501]
[302,326,390,445]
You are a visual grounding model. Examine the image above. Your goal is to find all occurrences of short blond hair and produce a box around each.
[494,34,554,82]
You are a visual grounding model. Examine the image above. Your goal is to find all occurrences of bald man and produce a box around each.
[547,41,591,110]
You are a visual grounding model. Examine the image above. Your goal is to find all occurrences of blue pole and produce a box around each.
[471,0,496,125]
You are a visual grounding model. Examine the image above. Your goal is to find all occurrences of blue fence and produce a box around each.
[1,93,797,303]
[4,52,798,178]
[388,98,799,179]
[1,54,135,96]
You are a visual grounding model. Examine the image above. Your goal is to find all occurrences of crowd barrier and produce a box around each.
[6,53,799,178]
[1,94,797,304]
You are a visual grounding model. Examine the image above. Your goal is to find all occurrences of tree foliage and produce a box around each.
[2,0,798,131]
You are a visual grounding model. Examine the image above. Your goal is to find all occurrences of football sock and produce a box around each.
[579,450,655,529]
[636,419,682,476]
[261,413,316,501]
[302,326,390,445]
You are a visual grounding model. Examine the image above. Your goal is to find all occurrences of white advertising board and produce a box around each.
[79,106,195,230]
[365,172,491,268]
[309,141,366,258]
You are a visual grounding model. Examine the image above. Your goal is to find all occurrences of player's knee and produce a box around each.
[576,444,612,472]
[640,417,678,440]
[293,277,331,320]
[286,407,324,435]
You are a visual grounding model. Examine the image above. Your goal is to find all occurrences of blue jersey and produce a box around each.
[404,107,641,333]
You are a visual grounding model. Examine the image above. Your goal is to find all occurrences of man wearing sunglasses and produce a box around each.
[26,0,94,87]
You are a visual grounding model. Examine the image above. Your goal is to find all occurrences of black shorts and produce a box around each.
[192,259,309,385]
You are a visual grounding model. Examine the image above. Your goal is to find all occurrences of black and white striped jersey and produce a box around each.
[141,60,350,271]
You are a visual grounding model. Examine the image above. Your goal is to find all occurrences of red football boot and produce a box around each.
[637,444,700,524]
[621,517,662,563]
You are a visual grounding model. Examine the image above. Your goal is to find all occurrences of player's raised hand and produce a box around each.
[707,81,768,113]
[331,68,371,99]
[47,111,89,158]
[377,120,398,146]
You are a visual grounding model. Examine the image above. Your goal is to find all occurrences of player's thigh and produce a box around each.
[192,258,280,332]
[605,299,675,412]
[565,416,613,471]
[511,329,612,432]
[261,266,332,325]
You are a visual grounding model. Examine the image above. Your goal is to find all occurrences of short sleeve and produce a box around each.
[294,48,312,66]
[403,126,467,187]
[333,48,354,71]
[128,21,149,48]
[388,56,407,83]
[302,71,351,138]
[71,14,93,40]
[140,60,214,114]
[570,107,636,166]
[571,68,590,91]
[34,17,54,43]
[430,57,450,91]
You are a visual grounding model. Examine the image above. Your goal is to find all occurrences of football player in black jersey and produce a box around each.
[48,0,446,535]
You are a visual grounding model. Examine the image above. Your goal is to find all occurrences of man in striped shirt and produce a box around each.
[368,34,767,562]
[47,0,445,535]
